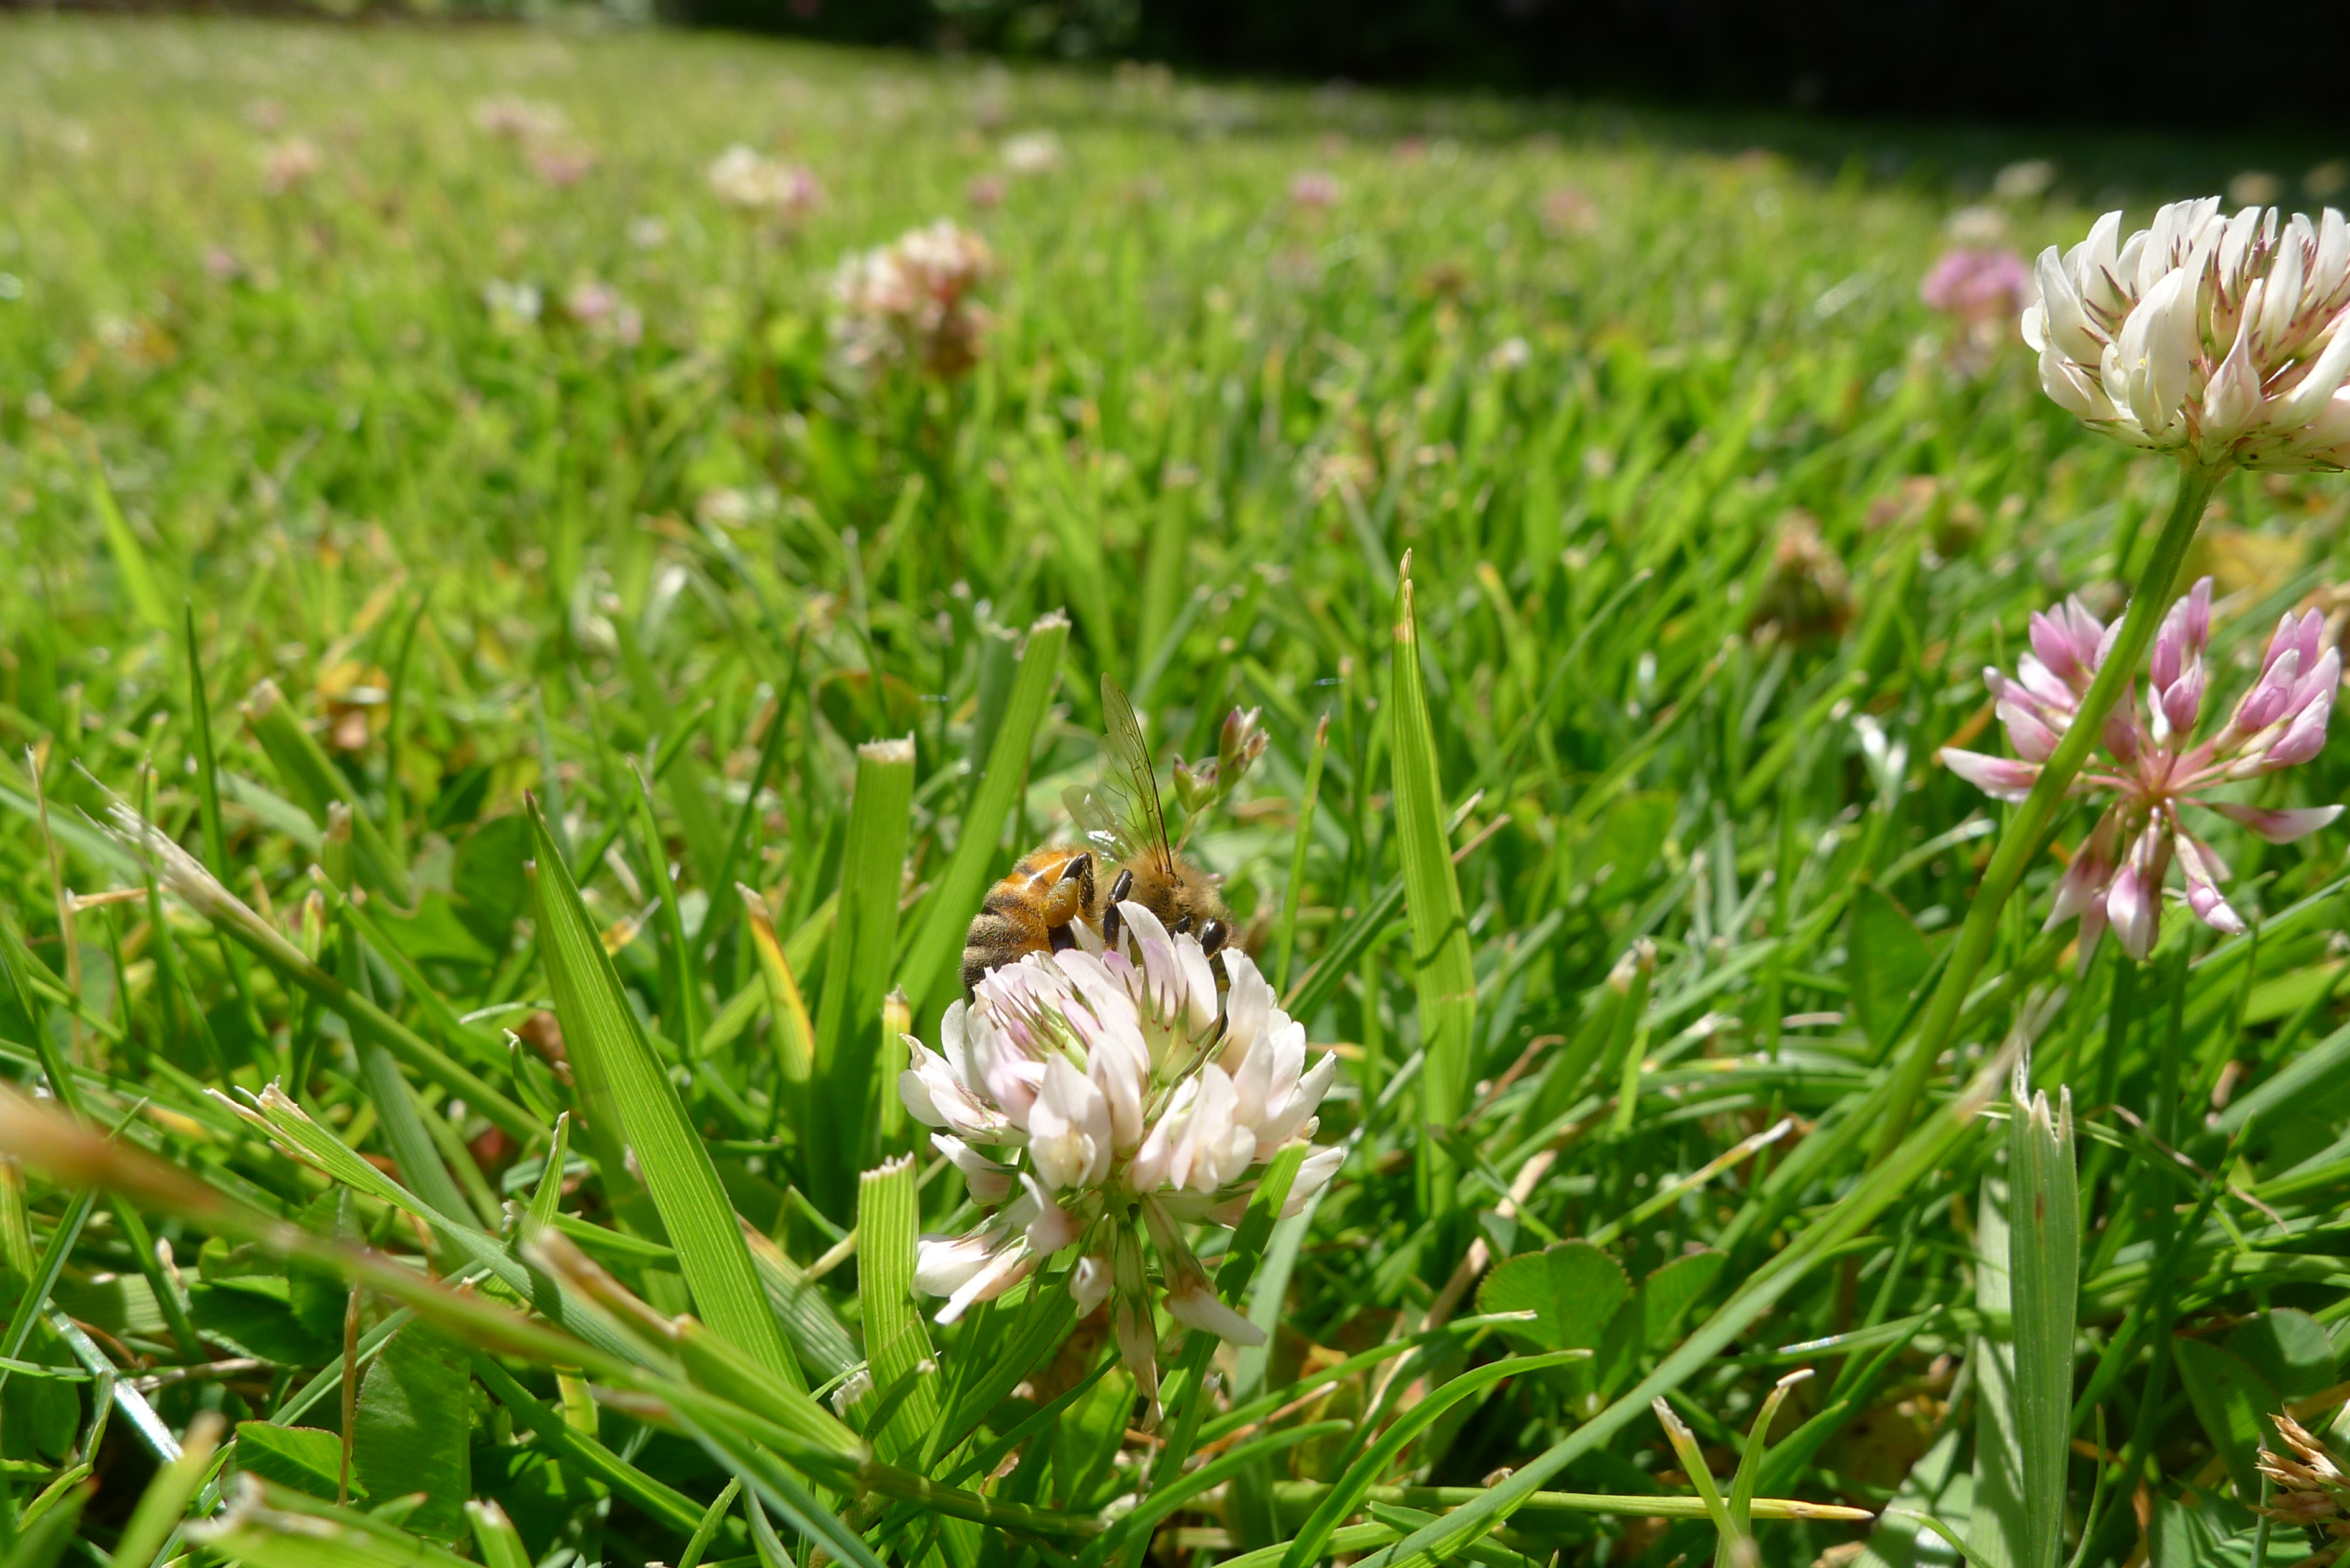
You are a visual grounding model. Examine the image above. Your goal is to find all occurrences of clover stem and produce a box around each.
[1871,459,2226,1160]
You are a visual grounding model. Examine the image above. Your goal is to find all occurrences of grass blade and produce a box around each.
[2008,1068,2079,1568]
[526,800,805,1389]
[807,735,916,1213]
[1389,551,1477,1210]
[897,611,1069,1014]
[854,1153,942,1461]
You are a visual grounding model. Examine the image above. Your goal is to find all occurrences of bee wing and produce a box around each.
[1061,783,1136,861]
[1097,673,1175,876]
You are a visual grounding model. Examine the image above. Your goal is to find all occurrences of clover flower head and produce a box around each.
[900,900,1342,1406]
[706,144,823,225]
[1942,576,2343,960]
[2022,198,2350,470]
[1922,247,2034,325]
[1001,131,1063,176]
[2259,1414,2350,1538]
[830,220,993,380]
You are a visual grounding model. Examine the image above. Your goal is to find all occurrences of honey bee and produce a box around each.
[962,674,1232,992]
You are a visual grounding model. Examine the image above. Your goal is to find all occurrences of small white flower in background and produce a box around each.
[1489,336,1532,372]
[1000,131,1063,176]
[2021,198,2350,472]
[695,487,753,527]
[1944,203,2010,247]
[628,215,670,250]
[706,144,823,228]
[2229,170,2285,208]
[901,902,1342,1406]
[1994,158,2057,200]
[484,279,543,331]
[830,220,993,381]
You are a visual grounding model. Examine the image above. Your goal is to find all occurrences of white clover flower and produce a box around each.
[899,901,1342,1404]
[2022,198,2350,470]
[706,144,823,226]
[1000,131,1063,175]
[830,220,993,380]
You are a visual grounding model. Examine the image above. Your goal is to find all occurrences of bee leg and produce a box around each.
[1049,923,1079,953]
[1042,853,1092,928]
[1102,868,1135,950]
[1172,913,1194,935]
[1197,918,1229,957]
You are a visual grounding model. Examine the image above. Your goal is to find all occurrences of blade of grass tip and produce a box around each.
[742,886,818,1137]
[807,735,916,1216]
[528,1113,571,1228]
[1390,553,1476,1215]
[1276,712,1331,996]
[1650,1397,1741,1568]
[2008,1065,2079,1568]
[464,1501,530,1568]
[526,799,806,1389]
[898,611,1069,1015]
[1373,1041,2018,1568]
[104,1409,223,1568]
[1726,1370,1812,1547]
[856,1154,942,1461]
[680,1476,744,1568]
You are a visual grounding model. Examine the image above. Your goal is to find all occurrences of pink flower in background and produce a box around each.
[1543,185,1599,236]
[1942,577,2343,959]
[966,174,1006,211]
[529,142,599,188]
[563,281,642,347]
[1921,246,2034,325]
[1289,171,1341,208]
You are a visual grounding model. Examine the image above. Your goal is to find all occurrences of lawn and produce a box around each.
[4,16,2350,1568]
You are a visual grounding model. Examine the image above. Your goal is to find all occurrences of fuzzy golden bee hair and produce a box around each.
[962,675,1237,992]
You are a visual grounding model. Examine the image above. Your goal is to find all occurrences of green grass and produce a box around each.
[4,15,2350,1568]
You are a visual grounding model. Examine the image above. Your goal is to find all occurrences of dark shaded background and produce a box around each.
[686,0,2347,128]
